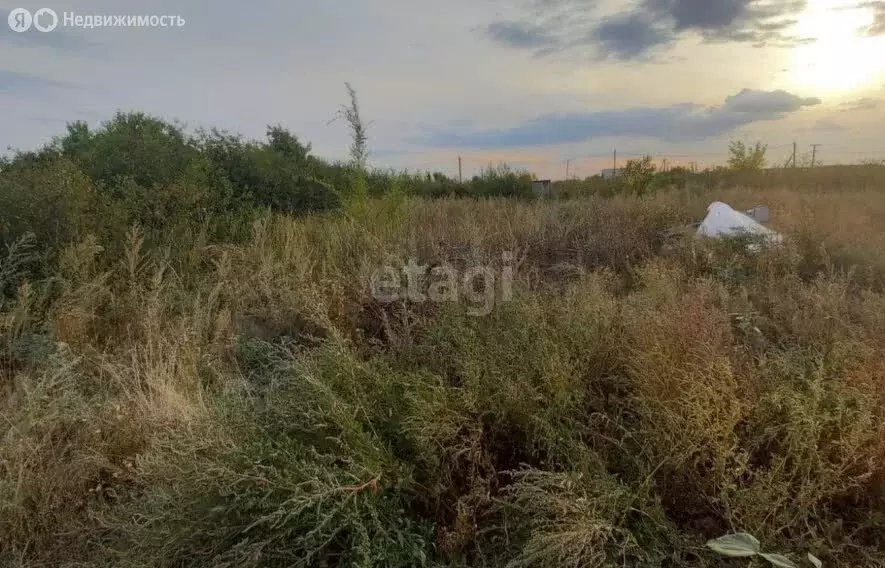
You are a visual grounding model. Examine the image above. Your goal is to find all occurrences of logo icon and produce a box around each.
[33,7,57,32]
[7,7,32,32]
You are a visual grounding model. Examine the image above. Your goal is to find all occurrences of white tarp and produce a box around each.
[696,201,783,245]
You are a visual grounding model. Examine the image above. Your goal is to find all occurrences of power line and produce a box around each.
[451,145,885,177]
[819,148,885,154]
[810,144,822,168]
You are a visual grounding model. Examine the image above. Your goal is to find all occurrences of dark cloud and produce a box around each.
[593,13,674,59]
[645,0,747,30]
[484,0,809,60]
[723,88,821,113]
[645,0,807,44]
[419,88,820,148]
[482,0,597,56]
[485,21,557,49]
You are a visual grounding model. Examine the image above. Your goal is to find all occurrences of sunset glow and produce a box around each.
[790,0,885,94]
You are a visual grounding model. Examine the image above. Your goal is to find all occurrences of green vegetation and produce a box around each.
[727,141,768,171]
[3,112,885,567]
[621,155,658,195]
[0,110,537,254]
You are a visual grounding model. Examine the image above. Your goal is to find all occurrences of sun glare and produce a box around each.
[790,0,885,95]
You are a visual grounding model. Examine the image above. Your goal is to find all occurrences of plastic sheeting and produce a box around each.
[696,201,783,245]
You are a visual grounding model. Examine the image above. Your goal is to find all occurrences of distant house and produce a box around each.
[600,168,623,180]
[532,179,552,196]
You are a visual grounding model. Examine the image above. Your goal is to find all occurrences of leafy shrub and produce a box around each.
[0,156,102,253]
[621,155,657,196]
[59,112,198,190]
[469,164,533,198]
[727,140,768,171]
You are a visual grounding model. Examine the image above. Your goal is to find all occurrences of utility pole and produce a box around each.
[458,156,462,183]
[810,144,821,168]
[661,158,668,173]
[613,149,617,174]
[565,159,570,180]
[792,141,797,168]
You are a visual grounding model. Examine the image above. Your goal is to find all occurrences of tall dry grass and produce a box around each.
[3,187,885,567]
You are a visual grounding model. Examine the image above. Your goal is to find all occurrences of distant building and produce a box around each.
[532,179,552,196]
[600,168,623,180]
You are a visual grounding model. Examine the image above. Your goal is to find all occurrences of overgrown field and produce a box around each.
[3,183,885,567]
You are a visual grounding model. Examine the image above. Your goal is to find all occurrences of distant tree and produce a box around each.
[655,165,692,190]
[622,155,657,195]
[727,141,767,171]
[470,163,533,198]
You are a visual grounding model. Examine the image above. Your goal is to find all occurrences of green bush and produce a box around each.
[469,164,534,198]
[59,112,197,191]
[192,126,342,213]
[0,155,104,253]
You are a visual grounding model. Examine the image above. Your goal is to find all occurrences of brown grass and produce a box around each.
[3,187,885,566]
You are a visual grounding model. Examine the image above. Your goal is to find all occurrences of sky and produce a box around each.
[1,0,885,179]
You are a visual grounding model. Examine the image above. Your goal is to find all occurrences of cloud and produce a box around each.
[0,70,70,93]
[839,97,882,111]
[646,0,748,30]
[2,0,875,177]
[723,88,821,113]
[861,1,885,35]
[811,119,847,132]
[485,21,557,49]
[645,0,806,42]
[647,0,811,48]
[484,0,809,60]
[593,13,674,59]
[419,88,820,148]
[795,118,848,133]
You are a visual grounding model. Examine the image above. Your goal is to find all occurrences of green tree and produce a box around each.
[56,112,197,191]
[195,127,339,214]
[622,155,657,196]
[727,141,767,171]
